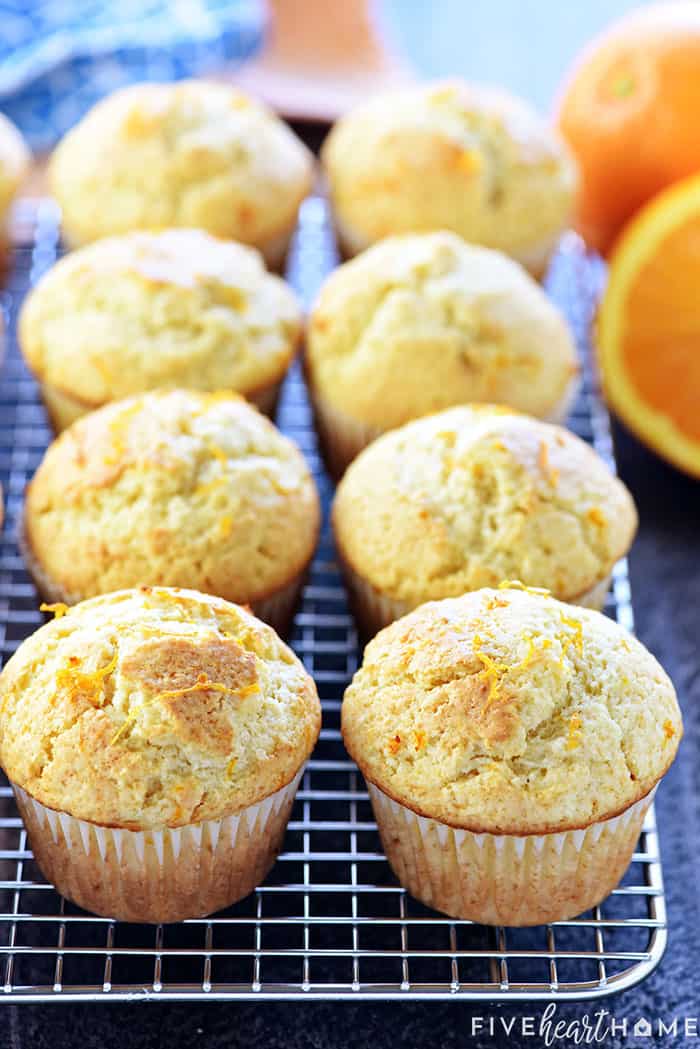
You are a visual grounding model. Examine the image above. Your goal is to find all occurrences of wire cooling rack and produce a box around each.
[0,196,666,1002]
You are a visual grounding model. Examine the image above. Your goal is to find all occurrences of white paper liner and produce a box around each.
[575,573,612,611]
[309,389,383,480]
[331,210,373,261]
[255,224,296,273]
[250,572,308,637]
[311,375,583,483]
[38,373,286,435]
[22,511,307,637]
[243,376,284,419]
[545,370,582,426]
[336,554,410,638]
[332,209,561,281]
[367,781,656,926]
[13,770,303,923]
[39,382,94,434]
[338,554,613,639]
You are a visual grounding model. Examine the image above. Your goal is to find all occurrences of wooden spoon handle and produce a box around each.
[229,0,414,122]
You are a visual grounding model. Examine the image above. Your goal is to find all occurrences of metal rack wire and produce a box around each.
[0,196,666,1002]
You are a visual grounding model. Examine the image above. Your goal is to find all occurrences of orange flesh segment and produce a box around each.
[621,211,700,442]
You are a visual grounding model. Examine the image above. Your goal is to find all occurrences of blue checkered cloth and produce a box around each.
[0,0,265,148]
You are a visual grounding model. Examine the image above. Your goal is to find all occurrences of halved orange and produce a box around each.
[597,172,700,478]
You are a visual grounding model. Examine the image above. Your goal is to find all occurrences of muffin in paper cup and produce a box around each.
[367,782,655,926]
[333,405,636,634]
[18,229,303,433]
[0,587,321,923]
[342,586,681,925]
[321,80,577,273]
[22,390,320,637]
[14,772,302,924]
[305,232,580,478]
[48,81,313,262]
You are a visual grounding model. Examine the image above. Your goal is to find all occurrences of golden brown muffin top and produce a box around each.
[0,587,320,828]
[307,232,578,427]
[333,405,637,606]
[342,587,681,834]
[19,229,302,407]
[25,390,320,604]
[322,80,577,267]
[49,81,313,249]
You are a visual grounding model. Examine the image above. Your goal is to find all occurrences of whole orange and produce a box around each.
[555,2,700,255]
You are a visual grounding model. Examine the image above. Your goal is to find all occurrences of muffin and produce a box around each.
[333,405,637,635]
[0,111,29,242]
[342,586,682,925]
[23,391,320,635]
[49,80,314,267]
[19,229,302,432]
[0,112,29,365]
[306,232,579,476]
[0,587,321,922]
[322,79,578,274]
